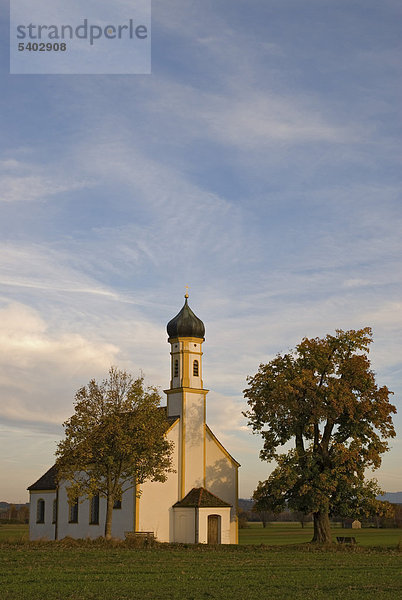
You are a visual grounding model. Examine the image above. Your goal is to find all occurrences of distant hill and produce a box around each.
[0,502,29,510]
[239,498,254,511]
[378,492,402,504]
[240,493,402,511]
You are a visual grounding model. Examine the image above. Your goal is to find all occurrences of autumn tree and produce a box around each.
[237,509,249,529]
[253,508,274,528]
[291,510,312,528]
[56,367,174,540]
[244,328,396,544]
[392,504,402,528]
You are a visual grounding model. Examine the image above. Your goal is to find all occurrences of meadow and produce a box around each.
[1,523,401,600]
[240,521,401,547]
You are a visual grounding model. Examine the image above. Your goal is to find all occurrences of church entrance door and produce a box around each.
[207,515,220,544]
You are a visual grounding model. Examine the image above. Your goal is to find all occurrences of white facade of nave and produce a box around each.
[28,296,239,544]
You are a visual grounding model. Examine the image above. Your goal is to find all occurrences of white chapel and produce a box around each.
[28,295,240,544]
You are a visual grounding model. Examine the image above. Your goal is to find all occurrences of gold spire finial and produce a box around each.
[185,285,189,299]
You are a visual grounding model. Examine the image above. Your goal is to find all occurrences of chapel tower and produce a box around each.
[165,293,208,498]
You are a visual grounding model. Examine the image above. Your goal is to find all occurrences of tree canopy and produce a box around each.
[56,367,174,539]
[243,327,396,543]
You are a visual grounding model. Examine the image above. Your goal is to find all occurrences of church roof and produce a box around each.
[27,464,57,491]
[167,297,205,340]
[164,412,180,427]
[27,408,179,492]
[173,487,232,508]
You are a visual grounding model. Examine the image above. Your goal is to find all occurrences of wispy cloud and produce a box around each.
[0,243,120,299]
[0,158,93,203]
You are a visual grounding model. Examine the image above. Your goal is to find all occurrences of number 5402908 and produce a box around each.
[18,42,67,51]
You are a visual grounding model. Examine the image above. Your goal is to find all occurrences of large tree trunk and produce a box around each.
[312,511,332,544]
[105,494,114,540]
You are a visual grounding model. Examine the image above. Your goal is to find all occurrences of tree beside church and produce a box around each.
[55,367,174,540]
[244,328,396,544]
[28,295,239,543]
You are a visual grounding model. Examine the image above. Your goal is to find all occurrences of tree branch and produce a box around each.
[321,419,334,453]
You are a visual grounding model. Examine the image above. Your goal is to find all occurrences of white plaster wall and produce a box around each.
[205,428,238,544]
[184,391,205,495]
[111,490,135,538]
[56,480,134,540]
[29,491,56,540]
[173,507,196,543]
[137,421,180,542]
[198,507,231,544]
[57,482,78,539]
[167,392,182,418]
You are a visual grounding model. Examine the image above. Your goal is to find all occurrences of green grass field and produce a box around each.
[239,521,402,547]
[1,524,401,600]
[0,524,29,542]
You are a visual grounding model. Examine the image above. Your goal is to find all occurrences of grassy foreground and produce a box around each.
[0,525,401,600]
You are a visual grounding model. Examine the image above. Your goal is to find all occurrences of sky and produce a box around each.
[1,0,401,502]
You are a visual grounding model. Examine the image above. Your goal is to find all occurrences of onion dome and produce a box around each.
[167,295,205,340]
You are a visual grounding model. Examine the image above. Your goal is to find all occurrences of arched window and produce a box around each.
[69,498,79,523]
[90,494,99,524]
[36,499,45,523]
[193,360,199,377]
[174,359,179,377]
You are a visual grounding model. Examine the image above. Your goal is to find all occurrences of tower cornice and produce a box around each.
[164,387,209,395]
[168,336,205,344]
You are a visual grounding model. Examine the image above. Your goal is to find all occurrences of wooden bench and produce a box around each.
[125,531,155,540]
[336,536,356,544]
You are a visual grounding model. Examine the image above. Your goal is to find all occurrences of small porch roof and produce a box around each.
[173,487,231,508]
